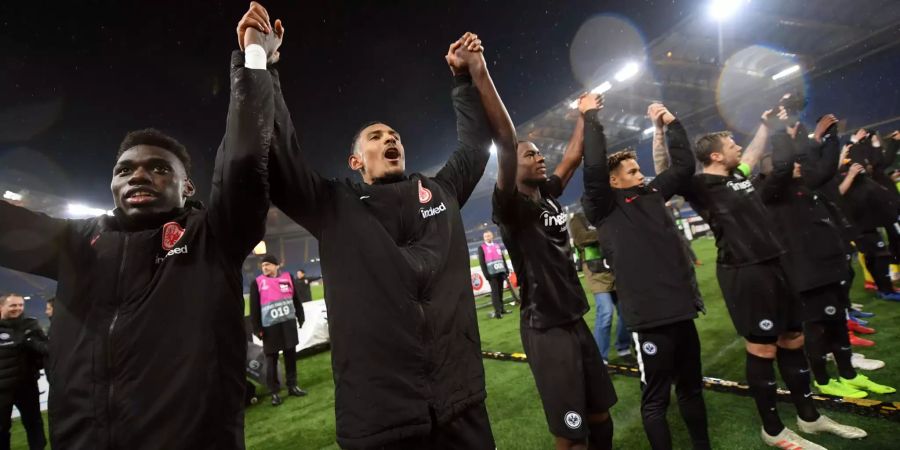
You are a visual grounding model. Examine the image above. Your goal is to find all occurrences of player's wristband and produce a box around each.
[244,44,267,70]
[737,162,751,178]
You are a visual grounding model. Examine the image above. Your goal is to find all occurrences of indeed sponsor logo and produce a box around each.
[421,202,447,218]
[155,245,189,264]
[541,211,567,227]
[726,179,754,193]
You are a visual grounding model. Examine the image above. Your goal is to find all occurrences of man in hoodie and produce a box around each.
[237,3,516,447]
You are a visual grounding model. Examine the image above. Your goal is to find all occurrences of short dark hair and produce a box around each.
[117,128,192,175]
[607,149,636,173]
[694,131,732,166]
[0,293,23,305]
[351,121,387,155]
[46,297,55,305]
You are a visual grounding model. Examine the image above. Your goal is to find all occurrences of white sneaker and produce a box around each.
[852,353,885,371]
[797,415,867,439]
[761,427,827,449]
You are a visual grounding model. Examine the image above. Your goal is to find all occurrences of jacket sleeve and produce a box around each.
[291,275,305,327]
[208,51,273,262]
[249,281,263,336]
[569,213,599,249]
[0,200,71,280]
[649,120,695,200]
[267,67,330,238]
[881,137,899,173]
[758,131,795,203]
[434,75,493,207]
[477,245,488,275]
[24,321,49,357]
[799,130,840,189]
[581,112,615,226]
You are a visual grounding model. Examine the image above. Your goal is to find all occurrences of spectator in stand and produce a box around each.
[249,255,308,406]
[0,293,48,450]
[477,230,519,319]
[295,269,322,303]
[569,211,631,363]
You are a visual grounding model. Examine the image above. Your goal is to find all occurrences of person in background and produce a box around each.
[0,293,48,450]
[569,210,631,364]
[477,230,518,319]
[295,269,322,304]
[250,254,308,406]
[43,297,54,335]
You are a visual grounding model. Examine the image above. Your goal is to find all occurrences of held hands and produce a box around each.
[237,2,285,64]
[578,94,603,115]
[446,32,485,76]
[847,163,865,178]
[648,103,676,127]
[814,114,839,143]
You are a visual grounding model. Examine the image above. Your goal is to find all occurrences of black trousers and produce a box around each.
[486,275,507,316]
[633,320,710,450]
[0,378,46,450]
[265,347,298,395]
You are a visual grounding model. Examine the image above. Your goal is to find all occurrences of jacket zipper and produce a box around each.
[107,234,128,449]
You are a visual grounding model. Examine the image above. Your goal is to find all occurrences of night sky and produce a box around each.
[0,0,700,208]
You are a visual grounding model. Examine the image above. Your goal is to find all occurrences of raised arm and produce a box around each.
[839,164,865,195]
[877,131,900,173]
[647,103,693,200]
[208,6,281,261]
[740,109,775,171]
[798,114,840,189]
[437,33,515,204]
[758,128,796,203]
[552,114,586,192]
[0,201,71,280]
[580,98,615,225]
[652,121,670,175]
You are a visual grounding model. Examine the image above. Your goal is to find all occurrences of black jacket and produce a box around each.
[249,273,305,354]
[582,116,703,331]
[0,316,47,391]
[267,70,492,447]
[0,51,270,450]
[760,131,848,292]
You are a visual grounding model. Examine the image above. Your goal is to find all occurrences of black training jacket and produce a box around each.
[0,51,271,449]
[759,131,848,292]
[266,67,492,447]
[582,115,703,331]
[0,316,47,391]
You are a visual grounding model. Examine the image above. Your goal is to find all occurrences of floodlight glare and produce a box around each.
[3,190,23,201]
[771,64,801,81]
[489,143,498,155]
[591,81,613,94]
[67,203,109,217]
[642,127,656,136]
[252,240,267,255]
[614,62,640,82]
[709,0,745,22]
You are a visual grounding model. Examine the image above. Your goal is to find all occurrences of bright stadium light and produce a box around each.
[591,81,613,94]
[708,0,747,22]
[642,127,656,136]
[67,203,109,217]
[3,190,23,201]
[614,62,640,82]
[489,143,497,155]
[252,241,267,255]
[771,64,801,81]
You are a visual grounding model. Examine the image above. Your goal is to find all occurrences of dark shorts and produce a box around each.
[521,318,618,440]
[717,259,802,338]
[854,230,890,256]
[799,283,848,322]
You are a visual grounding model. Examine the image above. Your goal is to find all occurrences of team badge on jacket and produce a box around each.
[162,222,186,250]
[418,180,433,204]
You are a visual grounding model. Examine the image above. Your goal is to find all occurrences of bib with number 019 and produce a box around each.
[256,273,298,327]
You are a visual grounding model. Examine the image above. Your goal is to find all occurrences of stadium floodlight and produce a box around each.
[642,127,656,136]
[708,0,746,22]
[3,190,23,201]
[67,203,108,217]
[614,62,640,82]
[23,296,31,300]
[771,64,801,81]
[252,240,267,255]
[489,143,497,155]
[591,81,613,94]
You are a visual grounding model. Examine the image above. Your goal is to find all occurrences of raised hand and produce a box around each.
[813,114,839,142]
[578,94,603,115]
[445,32,485,76]
[237,2,285,64]
[648,103,676,127]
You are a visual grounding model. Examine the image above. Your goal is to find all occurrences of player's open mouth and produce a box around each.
[384,147,401,161]
[124,188,159,205]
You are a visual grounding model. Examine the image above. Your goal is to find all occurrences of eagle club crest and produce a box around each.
[162,222,185,251]
[418,180,433,204]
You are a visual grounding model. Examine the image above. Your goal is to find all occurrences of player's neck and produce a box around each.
[516,181,540,200]
[703,163,731,177]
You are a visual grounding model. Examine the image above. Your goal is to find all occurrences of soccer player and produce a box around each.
[583,102,709,450]
[238,3,515,447]
[477,230,518,318]
[0,19,273,447]
[760,113,895,400]
[685,110,865,449]
[493,93,617,450]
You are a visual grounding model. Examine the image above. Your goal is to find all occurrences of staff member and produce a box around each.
[0,293,48,450]
[477,230,518,318]
[294,270,321,304]
[250,254,308,406]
